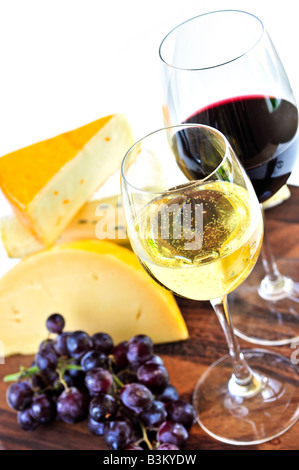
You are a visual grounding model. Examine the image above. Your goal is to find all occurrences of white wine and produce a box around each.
[135,181,263,300]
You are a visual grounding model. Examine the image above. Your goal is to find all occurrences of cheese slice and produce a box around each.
[0,195,128,258]
[0,114,134,246]
[0,240,188,356]
[262,185,291,210]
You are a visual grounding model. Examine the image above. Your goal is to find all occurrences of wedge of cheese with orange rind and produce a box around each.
[0,114,134,246]
[0,239,188,356]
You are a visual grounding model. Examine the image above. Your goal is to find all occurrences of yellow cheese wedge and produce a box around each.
[0,240,188,356]
[0,195,128,258]
[0,114,134,246]
[262,185,291,210]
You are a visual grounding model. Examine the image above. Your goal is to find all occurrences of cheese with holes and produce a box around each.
[0,240,188,356]
[0,195,128,258]
[0,114,134,246]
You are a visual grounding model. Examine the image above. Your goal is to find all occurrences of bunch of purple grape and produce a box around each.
[5,314,196,450]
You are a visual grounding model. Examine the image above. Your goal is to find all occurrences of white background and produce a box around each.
[0,0,298,182]
[0,0,298,275]
[0,0,298,183]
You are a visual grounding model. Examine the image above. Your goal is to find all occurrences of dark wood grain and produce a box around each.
[0,186,298,450]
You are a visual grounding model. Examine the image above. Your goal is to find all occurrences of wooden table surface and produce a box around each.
[0,186,298,451]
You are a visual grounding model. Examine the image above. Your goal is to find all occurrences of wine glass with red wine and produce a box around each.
[159,9,299,345]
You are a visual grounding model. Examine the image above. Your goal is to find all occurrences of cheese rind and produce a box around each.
[0,114,134,246]
[0,240,188,356]
[0,195,128,258]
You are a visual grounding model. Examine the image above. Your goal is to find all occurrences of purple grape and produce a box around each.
[54,332,71,356]
[48,381,65,398]
[46,313,65,334]
[80,350,107,372]
[157,443,180,450]
[89,394,118,422]
[65,358,85,382]
[87,415,105,436]
[124,445,144,450]
[57,387,89,424]
[117,369,137,385]
[129,361,144,373]
[85,368,113,396]
[91,333,113,355]
[61,374,76,389]
[126,335,153,365]
[31,373,48,391]
[104,420,134,450]
[31,394,56,424]
[41,370,59,387]
[137,363,169,392]
[120,383,153,415]
[156,385,179,403]
[116,405,140,428]
[36,350,58,372]
[67,331,93,359]
[157,421,188,449]
[140,400,167,428]
[112,341,129,368]
[165,400,196,429]
[39,339,57,355]
[144,355,164,366]
[17,409,39,431]
[6,382,33,411]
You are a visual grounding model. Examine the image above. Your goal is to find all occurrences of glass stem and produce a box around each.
[258,208,294,300]
[260,208,280,281]
[211,296,262,397]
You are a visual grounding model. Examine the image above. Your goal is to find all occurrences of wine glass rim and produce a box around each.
[159,9,265,71]
[121,123,232,195]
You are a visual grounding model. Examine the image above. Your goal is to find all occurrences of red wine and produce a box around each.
[183,96,298,202]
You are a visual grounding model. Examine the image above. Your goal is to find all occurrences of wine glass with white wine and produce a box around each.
[121,123,299,445]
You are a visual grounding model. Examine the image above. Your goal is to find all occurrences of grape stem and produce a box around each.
[57,368,70,392]
[3,366,40,382]
[3,364,82,383]
[63,364,83,371]
[113,375,124,389]
[138,419,153,450]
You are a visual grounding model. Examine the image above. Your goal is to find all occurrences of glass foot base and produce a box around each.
[193,349,299,446]
[228,258,299,346]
